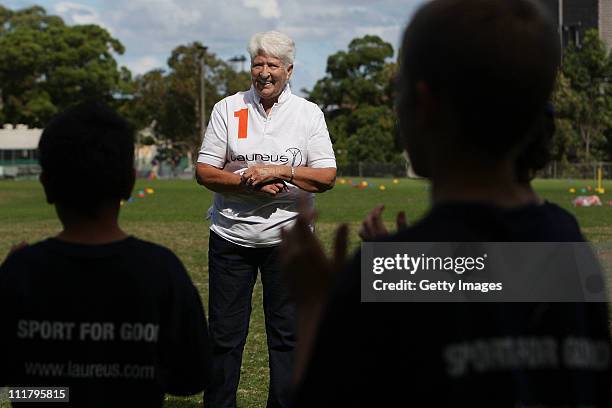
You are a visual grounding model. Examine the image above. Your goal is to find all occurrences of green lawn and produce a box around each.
[1,177,611,407]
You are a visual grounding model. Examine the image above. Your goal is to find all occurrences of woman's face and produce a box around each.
[251,54,293,101]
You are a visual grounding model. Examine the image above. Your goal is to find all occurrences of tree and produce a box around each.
[308,35,395,112]
[557,30,612,161]
[305,35,401,166]
[122,42,251,154]
[551,71,583,162]
[0,5,129,127]
[344,106,397,163]
[119,69,167,132]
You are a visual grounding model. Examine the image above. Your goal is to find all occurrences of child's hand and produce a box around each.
[359,205,408,241]
[279,194,348,305]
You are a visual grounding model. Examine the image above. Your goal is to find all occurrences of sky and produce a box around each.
[3,0,425,95]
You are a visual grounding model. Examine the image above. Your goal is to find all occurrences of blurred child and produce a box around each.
[0,102,211,407]
[282,1,611,406]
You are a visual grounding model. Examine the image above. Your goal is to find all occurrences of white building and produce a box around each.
[540,0,612,50]
[0,124,42,178]
[0,122,191,179]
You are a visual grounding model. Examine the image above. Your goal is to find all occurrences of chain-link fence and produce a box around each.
[336,162,410,178]
[0,164,41,179]
[338,161,612,180]
[6,161,610,181]
[137,161,413,180]
[539,162,612,180]
[136,161,194,180]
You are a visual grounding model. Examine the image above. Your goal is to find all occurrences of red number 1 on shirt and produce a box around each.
[234,109,248,139]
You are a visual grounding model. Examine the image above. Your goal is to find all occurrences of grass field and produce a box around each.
[1,177,612,407]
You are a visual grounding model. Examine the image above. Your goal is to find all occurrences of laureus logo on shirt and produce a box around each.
[230,148,303,165]
[285,148,303,167]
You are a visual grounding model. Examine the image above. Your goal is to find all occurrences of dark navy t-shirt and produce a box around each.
[0,237,211,407]
[296,202,612,407]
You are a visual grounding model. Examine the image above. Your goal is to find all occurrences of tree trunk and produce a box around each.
[580,126,590,161]
[586,132,590,161]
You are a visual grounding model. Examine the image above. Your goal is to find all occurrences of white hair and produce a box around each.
[248,31,295,66]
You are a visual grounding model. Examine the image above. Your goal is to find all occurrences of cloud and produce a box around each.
[242,0,281,19]
[127,56,163,76]
[54,2,104,26]
[101,0,259,56]
[25,0,426,94]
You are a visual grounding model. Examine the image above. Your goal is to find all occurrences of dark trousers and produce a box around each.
[204,230,296,408]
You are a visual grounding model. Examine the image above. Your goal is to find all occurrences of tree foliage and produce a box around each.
[306,35,401,166]
[5,4,611,169]
[553,30,612,162]
[0,5,128,127]
[121,42,251,152]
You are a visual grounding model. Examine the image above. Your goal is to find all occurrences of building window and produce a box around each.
[563,23,583,48]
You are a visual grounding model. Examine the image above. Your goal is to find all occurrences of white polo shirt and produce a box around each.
[198,84,336,247]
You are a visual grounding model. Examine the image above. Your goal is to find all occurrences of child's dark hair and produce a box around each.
[516,103,556,183]
[399,0,560,158]
[38,101,134,216]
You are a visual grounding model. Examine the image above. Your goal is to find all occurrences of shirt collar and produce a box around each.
[251,83,292,106]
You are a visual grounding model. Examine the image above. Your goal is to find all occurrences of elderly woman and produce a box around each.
[196,31,336,408]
